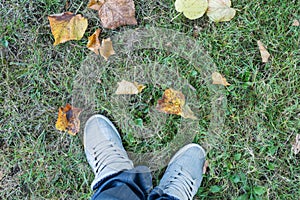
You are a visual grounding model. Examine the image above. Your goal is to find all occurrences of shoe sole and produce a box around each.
[84,114,121,142]
[169,143,206,165]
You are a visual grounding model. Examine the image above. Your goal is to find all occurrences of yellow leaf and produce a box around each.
[292,134,300,155]
[257,40,270,63]
[206,0,236,22]
[134,82,146,93]
[88,0,105,10]
[87,0,137,29]
[175,0,208,20]
[55,104,70,132]
[156,88,197,120]
[115,80,145,95]
[212,72,230,86]
[100,38,115,61]
[48,12,88,46]
[87,29,101,54]
[55,103,82,136]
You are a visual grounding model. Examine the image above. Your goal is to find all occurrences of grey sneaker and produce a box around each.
[84,114,134,190]
[158,144,206,200]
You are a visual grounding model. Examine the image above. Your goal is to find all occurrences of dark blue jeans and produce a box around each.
[91,166,179,200]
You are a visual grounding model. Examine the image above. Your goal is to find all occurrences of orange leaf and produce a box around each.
[100,38,115,60]
[257,40,270,63]
[88,0,105,10]
[156,88,197,119]
[48,12,88,46]
[87,0,137,29]
[212,72,230,86]
[55,103,82,136]
[87,29,101,54]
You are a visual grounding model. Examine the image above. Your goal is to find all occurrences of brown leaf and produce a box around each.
[87,0,137,29]
[87,29,101,54]
[257,40,270,63]
[202,160,209,174]
[212,72,230,86]
[100,38,115,60]
[55,103,82,136]
[292,19,299,26]
[156,88,197,119]
[115,80,145,94]
[292,134,300,155]
[48,12,88,46]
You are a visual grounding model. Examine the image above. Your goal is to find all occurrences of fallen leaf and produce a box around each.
[156,88,197,119]
[175,0,208,20]
[87,0,137,29]
[100,38,115,60]
[87,29,101,54]
[292,19,299,26]
[0,170,4,180]
[88,0,105,10]
[65,0,71,10]
[181,105,198,120]
[212,72,230,86]
[206,0,236,22]
[48,12,88,46]
[257,40,270,63]
[115,80,145,94]
[202,160,209,174]
[292,134,300,155]
[55,103,82,136]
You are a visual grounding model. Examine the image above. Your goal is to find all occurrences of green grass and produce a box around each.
[1,0,299,199]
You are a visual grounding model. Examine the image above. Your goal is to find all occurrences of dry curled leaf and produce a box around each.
[175,0,208,20]
[212,72,230,86]
[0,170,4,180]
[292,19,299,26]
[48,12,88,46]
[257,40,270,63]
[202,160,209,174]
[100,38,115,60]
[292,134,300,155]
[206,0,236,22]
[55,103,82,136]
[156,88,197,120]
[88,0,137,29]
[87,29,101,54]
[115,80,145,94]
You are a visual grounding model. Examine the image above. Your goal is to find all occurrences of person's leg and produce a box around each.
[148,144,206,200]
[84,115,153,200]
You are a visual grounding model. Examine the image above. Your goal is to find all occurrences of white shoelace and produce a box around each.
[164,168,196,200]
[92,140,131,174]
